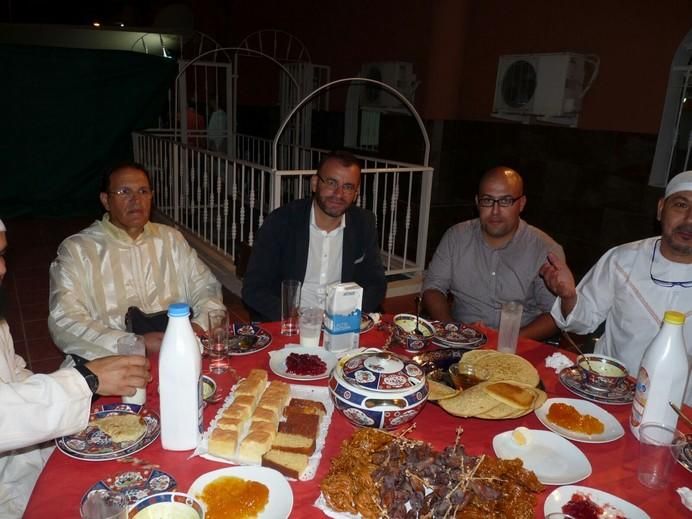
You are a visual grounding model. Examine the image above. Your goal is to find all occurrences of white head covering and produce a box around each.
[0,219,5,232]
[665,170,692,198]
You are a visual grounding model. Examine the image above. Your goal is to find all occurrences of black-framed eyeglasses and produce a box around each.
[108,187,153,200]
[316,173,357,194]
[650,239,692,287]
[477,195,523,208]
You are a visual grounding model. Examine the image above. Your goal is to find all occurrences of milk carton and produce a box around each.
[323,282,363,354]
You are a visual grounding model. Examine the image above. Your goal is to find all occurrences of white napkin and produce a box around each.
[677,487,692,511]
[545,352,573,373]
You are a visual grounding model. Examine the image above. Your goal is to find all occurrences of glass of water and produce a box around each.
[206,309,230,374]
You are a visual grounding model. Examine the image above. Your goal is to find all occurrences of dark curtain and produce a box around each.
[0,44,177,217]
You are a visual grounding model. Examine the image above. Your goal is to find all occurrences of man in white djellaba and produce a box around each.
[540,170,692,405]
[0,219,151,518]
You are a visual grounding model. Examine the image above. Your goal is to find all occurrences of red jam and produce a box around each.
[286,353,327,376]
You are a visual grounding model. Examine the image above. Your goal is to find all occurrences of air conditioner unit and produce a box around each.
[492,52,599,123]
[359,61,418,108]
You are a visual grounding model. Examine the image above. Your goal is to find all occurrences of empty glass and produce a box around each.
[207,309,230,374]
[281,280,301,336]
[80,489,128,519]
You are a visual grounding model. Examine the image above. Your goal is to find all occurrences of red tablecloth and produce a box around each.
[25,321,691,518]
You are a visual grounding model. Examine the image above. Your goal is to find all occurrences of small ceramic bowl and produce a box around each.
[576,354,628,391]
[393,313,436,352]
[448,363,489,390]
[128,492,204,519]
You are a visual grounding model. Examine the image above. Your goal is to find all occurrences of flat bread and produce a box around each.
[474,353,540,387]
[483,382,535,410]
[427,379,460,401]
[438,382,501,417]
[461,350,498,364]
[90,414,146,443]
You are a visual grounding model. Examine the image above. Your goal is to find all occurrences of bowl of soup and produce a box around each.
[129,492,204,519]
[576,354,628,391]
[392,313,436,352]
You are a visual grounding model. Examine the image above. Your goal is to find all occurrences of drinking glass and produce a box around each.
[207,309,230,374]
[638,422,682,489]
[497,301,523,353]
[80,489,128,519]
[299,307,324,347]
[116,334,146,405]
[281,280,301,336]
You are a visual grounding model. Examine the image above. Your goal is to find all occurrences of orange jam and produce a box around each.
[547,402,605,435]
[199,475,269,519]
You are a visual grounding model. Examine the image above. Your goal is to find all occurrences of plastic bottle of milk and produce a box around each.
[630,310,689,439]
[159,303,202,450]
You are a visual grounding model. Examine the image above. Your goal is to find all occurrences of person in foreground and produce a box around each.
[540,170,692,404]
[48,162,225,360]
[0,219,151,518]
[242,151,386,321]
[423,166,564,341]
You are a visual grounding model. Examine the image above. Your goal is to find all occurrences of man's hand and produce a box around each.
[142,332,165,353]
[85,355,151,397]
[422,289,454,322]
[539,252,577,317]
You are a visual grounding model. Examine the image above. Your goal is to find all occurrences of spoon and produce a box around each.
[560,330,595,373]
[670,401,692,428]
[412,296,424,337]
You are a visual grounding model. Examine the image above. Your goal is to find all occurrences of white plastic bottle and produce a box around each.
[630,310,689,439]
[159,303,202,450]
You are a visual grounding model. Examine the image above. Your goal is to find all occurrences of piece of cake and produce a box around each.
[208,428,238,460]
[223,403,252,422]
[246,368,268,387]
[262,449,309,479]
[286,398,326,416]
[251,407,279,425]
[216,415,246,432]
[271,431,316,455]
[249,420,277,442]
[233,395,257,410]
[257,395,285,417]
[278,412,319,439]
[237,430,273,464]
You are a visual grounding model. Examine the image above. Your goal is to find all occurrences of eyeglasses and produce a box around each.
[477,195,523,208]
[316,173,358,194]
[650,239,692,287]
[108,187,153,200]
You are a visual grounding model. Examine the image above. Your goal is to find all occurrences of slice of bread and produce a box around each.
[483,382,535,410]
[271,431,316,455]
[237,430,273,464]
[208,428,238,460]
[262,448,309,479]
[278,413,319,439]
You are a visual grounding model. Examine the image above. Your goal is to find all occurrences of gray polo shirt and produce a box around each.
[423,218,564,328]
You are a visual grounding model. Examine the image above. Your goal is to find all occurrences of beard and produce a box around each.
[663,224,692,257]
[314,191,351,218]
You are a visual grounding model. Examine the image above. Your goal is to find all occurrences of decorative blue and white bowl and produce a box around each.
[329,349,428,429]
[393,314,435,352]
[128,491,204,519]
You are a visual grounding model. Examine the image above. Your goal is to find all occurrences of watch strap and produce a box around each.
[74,364,100,394]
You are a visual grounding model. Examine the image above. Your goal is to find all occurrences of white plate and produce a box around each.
[188,466,293,519]
[268,345,337,381]
[544,485,650,519]
[535,397,624,443]
[492,429,591,485]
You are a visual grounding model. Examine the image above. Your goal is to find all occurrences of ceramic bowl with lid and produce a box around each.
[329,348,428,429]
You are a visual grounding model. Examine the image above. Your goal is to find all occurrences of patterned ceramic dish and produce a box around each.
[128,492,204,519]
[559,366,635,405]
[56,404,160,461]
[228,323,272,355]
[431,322,487,349]
[392,314,436,352]
[575,354,628,392]
[329,348,428,429]
[82,469,177,505]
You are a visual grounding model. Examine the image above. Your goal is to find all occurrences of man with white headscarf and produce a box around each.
[540,170,692,405]
[0,219,151,518]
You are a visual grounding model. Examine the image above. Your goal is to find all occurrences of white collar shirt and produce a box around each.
[301,204,345,310]
[551,237,692,404]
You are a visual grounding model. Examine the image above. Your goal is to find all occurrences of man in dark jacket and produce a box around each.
[242,151,386,321]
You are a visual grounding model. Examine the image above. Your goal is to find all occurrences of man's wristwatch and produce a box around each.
[74,364,100,394]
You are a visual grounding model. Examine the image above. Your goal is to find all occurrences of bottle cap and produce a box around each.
[168,303,191,317]
[663,310,685,325]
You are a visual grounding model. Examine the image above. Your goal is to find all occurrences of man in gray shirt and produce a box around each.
[422,166,564,340]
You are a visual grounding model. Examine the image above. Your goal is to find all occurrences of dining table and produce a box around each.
[24,317,691,518]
